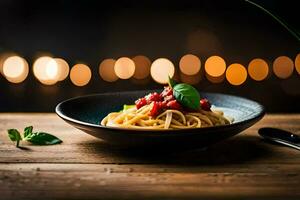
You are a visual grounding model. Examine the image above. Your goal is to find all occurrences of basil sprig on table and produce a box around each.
[168,76,200,110]
[7,126,62,148]
[7,129,22,147]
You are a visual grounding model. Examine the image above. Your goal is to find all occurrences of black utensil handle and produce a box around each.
[259,128,300,144]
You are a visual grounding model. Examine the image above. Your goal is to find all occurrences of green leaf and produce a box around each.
[123,104,135,111]
[24,132,62,145]
[168,76,177,88]
[173,83,200,110]
[7,129,22,147]
[24,126,33,137]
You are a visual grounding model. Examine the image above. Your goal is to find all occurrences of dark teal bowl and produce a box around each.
[55,91,265,150]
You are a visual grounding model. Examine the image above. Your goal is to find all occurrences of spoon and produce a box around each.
[258,128,300,151]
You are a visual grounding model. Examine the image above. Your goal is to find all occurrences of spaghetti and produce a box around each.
[101,103,231,129]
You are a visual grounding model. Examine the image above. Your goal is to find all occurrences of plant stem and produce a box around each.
[245,0,300,42]
[16,140,20,148]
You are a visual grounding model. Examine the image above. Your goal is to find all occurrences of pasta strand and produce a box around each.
[101,104,231,130]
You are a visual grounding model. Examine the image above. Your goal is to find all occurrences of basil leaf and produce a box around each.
[8,129,22,141]
[7,129,22,147]
[173,83,200,110]
[168,76,177,88]
[25,132,62,145]
[24,126,33,137]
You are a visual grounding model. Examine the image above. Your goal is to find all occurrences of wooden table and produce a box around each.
[0,113,299,200]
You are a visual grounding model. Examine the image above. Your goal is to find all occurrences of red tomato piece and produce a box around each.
[164,95,175,102]
[167,100,182,110]
[146,92,162,103]
[150,101,160,116]
[200,98,211,111]
[160,86,173,97]
[135,97,147,109]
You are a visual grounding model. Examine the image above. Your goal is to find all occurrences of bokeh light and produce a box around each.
[99,59,118,82]
[70,64,91,86]
[273,56,294,79]
[0,53,17,75]
[2,56,29,83]
[205,56,226,77]
[33,56,59,85]
[54,58,69,81]
[179,54,201,76]
[132,55,151,79]
[114,57,135,79]
[180,72,201,85]
[46,60,58,79]
[295,53,300,75]
[226,63,247,86]
[248,58,269,81]
[150,58,175,84]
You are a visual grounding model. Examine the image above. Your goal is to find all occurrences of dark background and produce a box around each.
[0,0,299,112]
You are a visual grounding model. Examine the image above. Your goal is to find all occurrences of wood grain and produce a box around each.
[0,113,299,200]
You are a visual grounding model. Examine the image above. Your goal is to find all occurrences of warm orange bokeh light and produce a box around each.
[70,64,92,86]
[114,57,135,79]
[248,58,269,81]
[33,56,59,85]
[99,59,118,82]
[180,72,201,85]
[205,56,226,77]
[179,54,201,76]
[273,56,294,79]
[150,58,175,84]
[295,53,300,75]
[226,63,247,86]
[132,55,151,79]
[2,56,29,83]
[0,53,17,75]
[54,58,70,81]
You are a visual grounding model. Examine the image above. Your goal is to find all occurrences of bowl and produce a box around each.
[55,90,265,150]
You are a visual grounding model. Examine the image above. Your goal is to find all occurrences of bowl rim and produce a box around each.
[55,90,265,133]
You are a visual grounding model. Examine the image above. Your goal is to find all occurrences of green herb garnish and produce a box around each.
[168,75,177,88]
[168,77,201,110]
[24,126,33,138]
[173,83,201,110]
[7,129,22,147]
[7,126,62,148]
[24,132,62,145]
[122,104,135,111]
